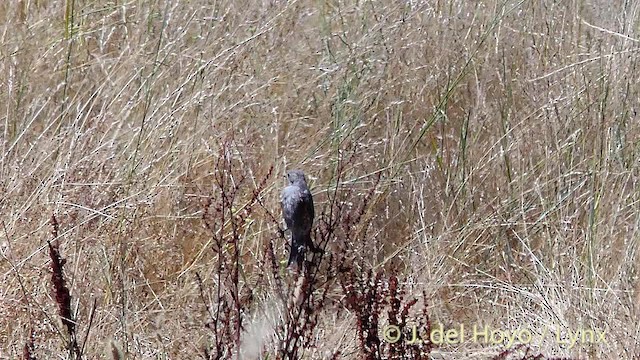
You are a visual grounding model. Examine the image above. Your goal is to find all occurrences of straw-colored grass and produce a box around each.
[1,0,639,358]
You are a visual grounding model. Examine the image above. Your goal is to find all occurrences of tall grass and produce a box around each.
[1,0,639,358]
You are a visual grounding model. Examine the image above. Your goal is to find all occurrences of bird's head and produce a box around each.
[286,169,308,185]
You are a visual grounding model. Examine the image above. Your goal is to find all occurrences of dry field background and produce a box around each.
[1,0,639,358]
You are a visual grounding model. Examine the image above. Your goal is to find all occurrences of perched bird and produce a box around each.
[281,169,316,269]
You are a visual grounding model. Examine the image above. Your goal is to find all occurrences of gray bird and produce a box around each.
[281,169,316,269]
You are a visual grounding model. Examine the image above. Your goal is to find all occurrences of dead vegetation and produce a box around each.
[0,0,639,358]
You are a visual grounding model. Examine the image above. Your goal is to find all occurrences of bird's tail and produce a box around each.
[287,246,302,269]
[287,233,310,269]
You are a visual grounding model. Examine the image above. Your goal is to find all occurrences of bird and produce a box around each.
[281,169,316,269]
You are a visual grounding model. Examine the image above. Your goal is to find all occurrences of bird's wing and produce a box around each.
[301,188,314,223]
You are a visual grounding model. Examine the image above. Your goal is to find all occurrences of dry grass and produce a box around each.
[1,0,639,358]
